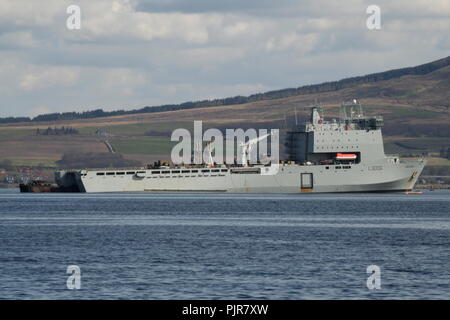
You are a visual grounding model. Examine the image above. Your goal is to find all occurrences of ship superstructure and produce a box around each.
[54,102,426,193]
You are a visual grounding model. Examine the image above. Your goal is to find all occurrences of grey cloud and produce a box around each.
[135,0,303,15]
[0,0,449,117]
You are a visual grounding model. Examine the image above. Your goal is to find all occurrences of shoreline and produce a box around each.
[2,184,449,191]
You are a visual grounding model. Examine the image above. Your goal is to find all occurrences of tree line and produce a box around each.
[36,126,79,135]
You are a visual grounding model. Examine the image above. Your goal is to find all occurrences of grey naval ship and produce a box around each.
[54,102,426,193]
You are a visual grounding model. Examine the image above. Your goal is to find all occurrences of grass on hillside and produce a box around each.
[384,137,450,154]
[0,129,35,140]
[425,158,450,166]
[110,137,177,155]
[362,104,443,120]
[388,108,442,120]
[0,158,58,168]
[78,121,193,136]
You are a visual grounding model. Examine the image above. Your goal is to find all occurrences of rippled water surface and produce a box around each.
[0,189,449,299]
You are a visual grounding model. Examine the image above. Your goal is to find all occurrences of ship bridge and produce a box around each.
[285,101,386,165]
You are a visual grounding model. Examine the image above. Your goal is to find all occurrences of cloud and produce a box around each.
[265,33,320,53]
[19,66,80,90]
[98,67,150,96]
[81,2,212,44]
[0,0,448,117]
[0,31,37,49]
[31,106,51,117]
[0,0,64,27]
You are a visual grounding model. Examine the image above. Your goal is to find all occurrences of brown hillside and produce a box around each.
[0,57,449,168]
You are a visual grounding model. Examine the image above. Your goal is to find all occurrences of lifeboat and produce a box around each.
[335,153,357,160]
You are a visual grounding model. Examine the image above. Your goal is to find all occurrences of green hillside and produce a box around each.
[0,56,449,185]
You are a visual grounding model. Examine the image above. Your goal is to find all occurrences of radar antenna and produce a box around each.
[340,99,364,120]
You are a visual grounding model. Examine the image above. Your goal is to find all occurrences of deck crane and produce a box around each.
[239,133,271,167]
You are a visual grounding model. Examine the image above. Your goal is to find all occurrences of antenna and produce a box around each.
[340,99,364,120]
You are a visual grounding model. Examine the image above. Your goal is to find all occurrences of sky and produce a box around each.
[0,0,449,117]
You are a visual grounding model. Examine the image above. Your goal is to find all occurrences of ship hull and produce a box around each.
[57,159,426,194]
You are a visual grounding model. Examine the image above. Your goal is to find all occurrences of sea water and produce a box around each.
[0,189,449,299]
